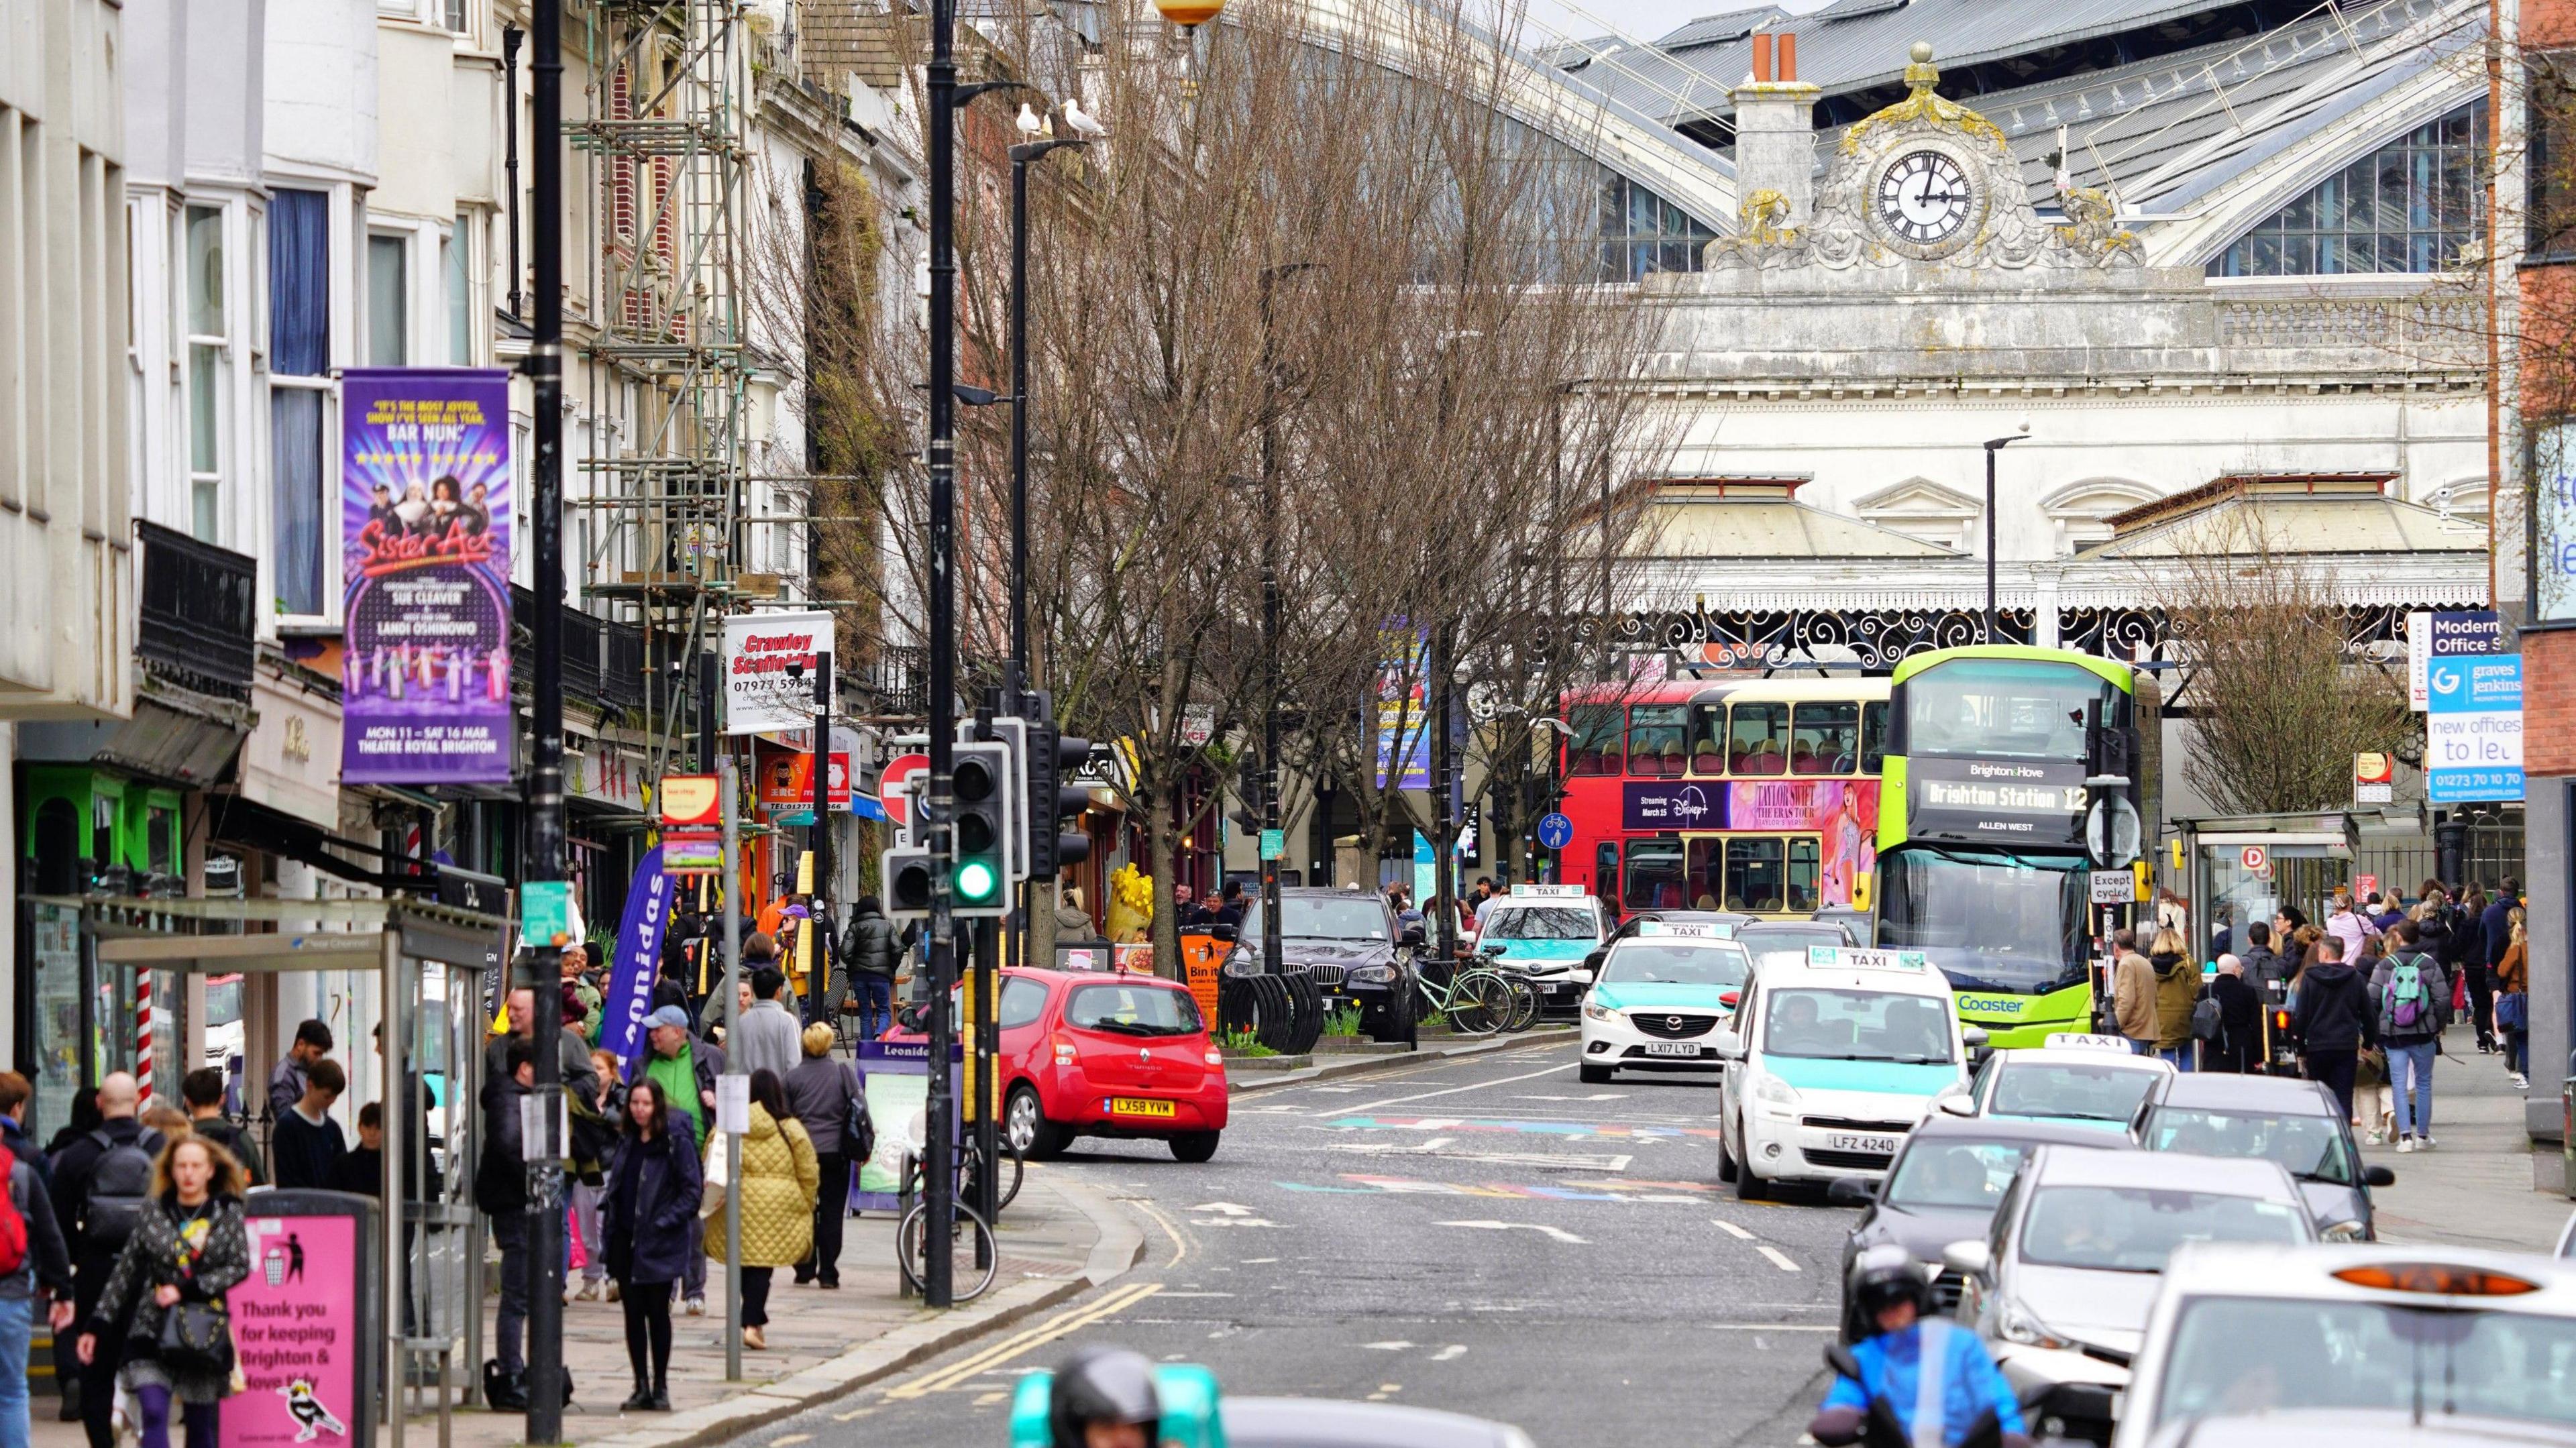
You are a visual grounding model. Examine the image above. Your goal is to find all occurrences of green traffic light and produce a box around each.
[957,859,999,902]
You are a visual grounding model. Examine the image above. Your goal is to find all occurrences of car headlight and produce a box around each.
[2322,1219,2368,1242]
[1996,1297,2070,1351]
[1582,1001,1623,1024]
[1752,1073,1800,1107]
[1347,963,1397,986]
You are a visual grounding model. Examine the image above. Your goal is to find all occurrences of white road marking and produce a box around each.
[1437,1219,1590,1245]
[1240,1258,1279,1264]
[1702,1323,1837,1333]
[1515,1093,1628,1101]
[1362,1341,1415,1351]
[1188,1202,1256,1216]
[1756,1245,1803,1273]
[1189,1218,1283,1228]
[1709,1218,1756,1240]
[1432,1345,1468,1361]
[1346,1062,1572,1113]
[1309,1085,1362,1093]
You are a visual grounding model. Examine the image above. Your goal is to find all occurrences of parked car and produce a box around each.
[1226,887,1419,1044]
[1947,1146,2315,1443]
[2129,1072,2394,1240]
[1941,1036,2174,1133]
[1730,917,1860,963]
[889,966,1230,1162]
[1474,885,1608,1013]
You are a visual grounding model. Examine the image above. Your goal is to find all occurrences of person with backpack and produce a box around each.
[48,1074,162,1448]
[2371,918,2449,1153]
[0,1099,72,1448]
[176,1070,260,1188]
[785,1023,868,1290]
[837,896,902,1042]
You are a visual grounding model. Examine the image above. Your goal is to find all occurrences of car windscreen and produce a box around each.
[1483,907,1599,941]
[2142,1106,2354,1186]
[1065,984,1204,1036]
[1733,926,1845,955]
[1990,1060,2162,1123]
[2019,1184,2308,1272]
[2152,1296,2576,1431]
[1599,942,1750,989]
[1761,988,1954,1064]
[1884,1140,2031,1212]
[1240,897,1391,943]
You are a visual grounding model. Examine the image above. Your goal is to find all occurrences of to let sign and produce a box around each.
[2427,655,2524,803]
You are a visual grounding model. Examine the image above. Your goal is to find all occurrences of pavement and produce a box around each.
[2363,1022,2572,1254]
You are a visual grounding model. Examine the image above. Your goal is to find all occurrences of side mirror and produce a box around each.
[1480,942,1507,957]
[2363,1165,2397,1188]
[1941,1239,1992,1279]
[1583,950,1607,973]
[1826,1176,1877,1207]
[1961,1025,1990,1049]
[1936,1095,1976,1117]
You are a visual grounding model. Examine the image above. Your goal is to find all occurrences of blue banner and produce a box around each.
[599,844,673,1064]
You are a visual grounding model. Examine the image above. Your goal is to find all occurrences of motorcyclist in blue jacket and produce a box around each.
[1813,1245,2031,1448]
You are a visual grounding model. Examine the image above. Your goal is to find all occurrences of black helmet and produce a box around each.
[1049,1347,1160,1448]
[1850,1244,1929,1325]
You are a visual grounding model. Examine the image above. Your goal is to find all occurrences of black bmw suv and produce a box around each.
[1222,887,1421,1044]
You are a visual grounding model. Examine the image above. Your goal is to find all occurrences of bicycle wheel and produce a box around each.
[896,1199,1000,1302]
[1446,971,1507,1036]
[1503,977,1542,1034]
[994,1135,1024,1212]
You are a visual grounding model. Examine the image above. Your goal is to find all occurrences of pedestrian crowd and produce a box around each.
[2112,873,2527,1156]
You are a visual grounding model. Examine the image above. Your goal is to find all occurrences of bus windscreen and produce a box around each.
[1900,658,2122,763]
[1875,845,2088,995]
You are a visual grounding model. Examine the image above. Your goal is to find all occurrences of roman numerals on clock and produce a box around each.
[1875,150,1973,245]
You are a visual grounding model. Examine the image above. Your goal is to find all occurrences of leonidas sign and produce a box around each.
[722,610,833,736]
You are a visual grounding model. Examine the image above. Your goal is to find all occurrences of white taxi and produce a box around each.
[1716,946,1976,1201]
[1939,1034,2175,1135]
[1474,885,1609,1011]
[1577,924,1752,1084]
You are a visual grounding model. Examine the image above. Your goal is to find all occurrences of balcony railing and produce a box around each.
[136,522,256,701]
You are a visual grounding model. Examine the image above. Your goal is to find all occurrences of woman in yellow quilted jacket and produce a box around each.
[705,1068,819,1349]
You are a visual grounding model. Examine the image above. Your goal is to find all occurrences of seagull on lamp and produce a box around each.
[1016,102,1045,140]
[1062,97,1108,138]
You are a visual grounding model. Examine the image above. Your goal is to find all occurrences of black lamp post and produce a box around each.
[1983,425,2030,643]
[1256,262,1320,981]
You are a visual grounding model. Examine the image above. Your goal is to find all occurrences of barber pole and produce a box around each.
[135,975,153,1101]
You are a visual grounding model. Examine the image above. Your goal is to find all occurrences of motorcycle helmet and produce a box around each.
[1849,1243,1931,1325]
[1048,1347,1161,1448]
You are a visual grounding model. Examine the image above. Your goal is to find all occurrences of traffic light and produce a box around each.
[1029,720,1092,877]
[883,845,932,921]
[983,713,1031,886]
[1228,756,1261,836]
[951,740,1015,917]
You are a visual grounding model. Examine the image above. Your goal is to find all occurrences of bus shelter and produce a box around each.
[93,897,502,1448]
[2174,814,2361,963]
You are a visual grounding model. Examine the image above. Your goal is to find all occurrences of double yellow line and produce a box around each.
[883,1280,1165,1400]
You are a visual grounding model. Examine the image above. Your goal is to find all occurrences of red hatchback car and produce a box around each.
[890,966,1230,1163]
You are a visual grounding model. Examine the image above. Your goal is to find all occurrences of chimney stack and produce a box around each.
[1729,29,1820,228]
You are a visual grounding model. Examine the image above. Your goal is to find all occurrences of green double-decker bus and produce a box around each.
[1876,646,2137,1048]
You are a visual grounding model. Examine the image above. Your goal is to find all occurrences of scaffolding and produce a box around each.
[572,0,755,775]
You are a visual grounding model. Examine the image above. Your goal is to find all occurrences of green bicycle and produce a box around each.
[1411,958,1536,1036]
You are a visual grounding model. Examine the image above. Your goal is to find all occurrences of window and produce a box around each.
[1900,657,2120,762]
[1686,838,1721,907]
[1687,702,1726,775]
[1860,701,1888,775]
[2208,100,2487,276]
[1786,837,1819,913]
[1729,702,1788,775]
[2154,1298,2576,1433]
[1725,838,1783,911]
[368,233,408,366]
[1594,841,1620,901]
[1065,984,1202,1036]
[1597,173,1716,282]
[2532,56,2576,262]
[185,205,225,543]
[1791,702,1858,776]
[1623,838,1685,911]
[998,977,1049,1030]
[1568,704,1623,775]
[1627,704,1685,777]
[270,188,331,617]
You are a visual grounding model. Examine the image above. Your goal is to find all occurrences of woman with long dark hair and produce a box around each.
[76,1136,249,1448]
[703,1069,817,1350]
[602,1078,698,1410]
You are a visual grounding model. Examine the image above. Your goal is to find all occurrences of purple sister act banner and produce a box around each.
[339,369,515,784]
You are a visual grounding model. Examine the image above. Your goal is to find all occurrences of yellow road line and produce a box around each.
[1127,1196,1192,1268]
[883,1281,1165,1400]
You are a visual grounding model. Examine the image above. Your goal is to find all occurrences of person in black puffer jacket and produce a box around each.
[837,897,902,1042]
[2291,934,2375,1119]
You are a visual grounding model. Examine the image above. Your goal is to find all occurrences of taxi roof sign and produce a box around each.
[1807,946,1929,972]
[1509,884,1587,899]
[2041,1033,2138,1053]
[1636,921,1723,938]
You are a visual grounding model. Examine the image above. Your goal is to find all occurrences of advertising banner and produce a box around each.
[338,369,514,783]
[1904,758,2088,845]
[1375,622,1431,790]
[599,845,673,1064]
[2538,424,2576,624]
[228,1203,372,1448]
[722,610,833,735]
[2426,654,2524,803]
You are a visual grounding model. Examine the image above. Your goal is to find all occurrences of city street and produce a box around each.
[755,1040,1855,1447]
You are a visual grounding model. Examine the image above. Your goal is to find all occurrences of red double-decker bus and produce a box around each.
[1556,677,1888,921]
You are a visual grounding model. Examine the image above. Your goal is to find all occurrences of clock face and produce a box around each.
[1874,150,1975,247]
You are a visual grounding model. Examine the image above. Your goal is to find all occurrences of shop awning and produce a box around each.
[205,791,431,893]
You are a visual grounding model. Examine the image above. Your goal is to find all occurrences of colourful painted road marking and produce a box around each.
[1273,1173,1721,1202]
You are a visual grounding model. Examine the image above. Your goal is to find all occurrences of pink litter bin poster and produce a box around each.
[225,1211,363,1448]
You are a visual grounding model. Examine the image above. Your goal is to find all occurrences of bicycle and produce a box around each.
[895,1196,999,1302]
[1411,958,1521,1035]
[900,1131,1024,1216]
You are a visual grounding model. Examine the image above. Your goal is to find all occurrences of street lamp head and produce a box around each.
[1984,423,2031,451]
[1152,0,1224,27]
